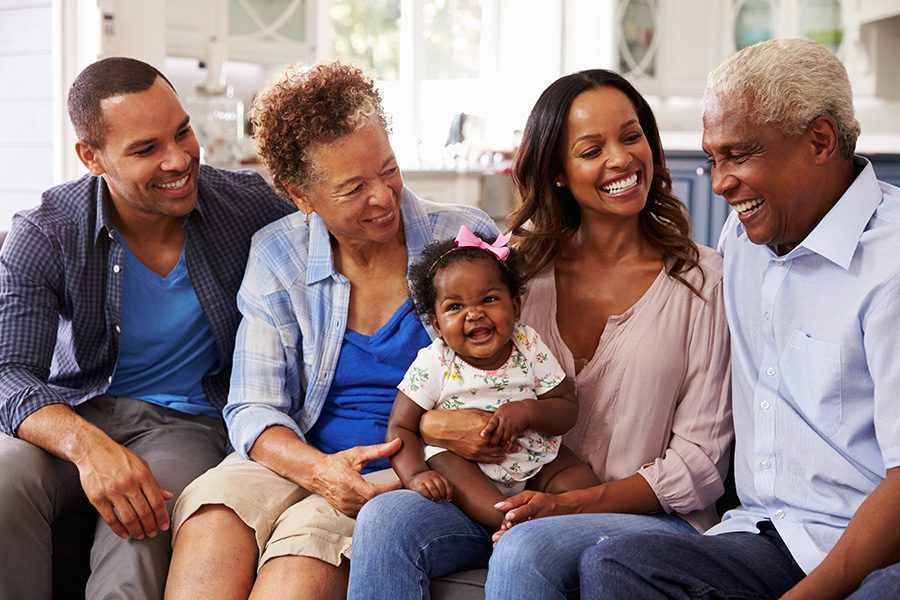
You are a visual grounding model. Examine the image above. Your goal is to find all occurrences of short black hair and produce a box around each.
[67,56,176,148]
[408,232,526,323]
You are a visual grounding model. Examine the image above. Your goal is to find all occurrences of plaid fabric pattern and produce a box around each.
[223,188,498,457]
[0,166,294,436]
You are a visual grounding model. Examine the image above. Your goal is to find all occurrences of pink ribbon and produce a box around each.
[454,225,511,262]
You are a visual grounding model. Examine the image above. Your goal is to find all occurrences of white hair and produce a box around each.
[704,38,860,158]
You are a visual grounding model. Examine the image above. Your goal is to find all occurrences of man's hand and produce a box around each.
[16,403,173,540]
[75,438,173,540]
[307,438,403,517]
[420,409,506,463]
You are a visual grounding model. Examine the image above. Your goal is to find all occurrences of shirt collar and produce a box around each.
[733,158,881,270]
[796,158,881,269]
[306,212,335,284]
[93,177,116,245]
[91,168,209,245]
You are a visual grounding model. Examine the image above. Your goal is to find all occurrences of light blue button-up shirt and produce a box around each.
[223,188,498,458]
[706,159,900,573]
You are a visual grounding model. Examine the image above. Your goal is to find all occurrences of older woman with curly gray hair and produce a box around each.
[165,61,497,599]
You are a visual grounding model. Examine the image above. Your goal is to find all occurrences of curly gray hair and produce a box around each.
[251,61,390,200]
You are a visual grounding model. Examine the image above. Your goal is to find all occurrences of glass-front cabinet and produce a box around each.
[612,0,848,97]
[614,0,725,96]
[167,0,316,65]
[730,0,844,54]
[617,0,659,80]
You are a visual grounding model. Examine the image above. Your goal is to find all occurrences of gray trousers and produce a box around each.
[0,396,228,600]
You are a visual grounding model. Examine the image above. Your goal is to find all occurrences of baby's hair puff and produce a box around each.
[408,230,526,323]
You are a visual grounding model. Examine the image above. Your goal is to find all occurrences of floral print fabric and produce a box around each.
[399,323,566,485]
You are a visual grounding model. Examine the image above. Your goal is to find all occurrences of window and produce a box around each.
[328,0,497,168]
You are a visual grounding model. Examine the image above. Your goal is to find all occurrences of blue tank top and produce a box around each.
[107,240,219,417]
[305,298,430,473]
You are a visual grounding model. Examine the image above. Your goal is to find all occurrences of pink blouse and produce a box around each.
[520,245,733,532]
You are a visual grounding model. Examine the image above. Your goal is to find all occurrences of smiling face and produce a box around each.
[702,93,832,254]
[77,77,201,225]
[430,257,521,370]
[557,86,654,221]
[295,125,404,249]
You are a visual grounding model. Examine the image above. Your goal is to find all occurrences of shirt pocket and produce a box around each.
[780,330,842,435]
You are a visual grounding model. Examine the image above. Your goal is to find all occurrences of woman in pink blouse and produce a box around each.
[348,70,732,600]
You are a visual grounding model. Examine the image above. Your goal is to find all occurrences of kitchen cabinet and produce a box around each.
[166,0,315,65]
[667,150,900,248]
[608,0,898,101]
[613,0,726,97]
[667,151,729,248]
[729,0,844,53]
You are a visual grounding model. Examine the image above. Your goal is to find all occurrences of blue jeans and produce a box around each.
[847,562,900,599]
[485,511,697,600]
[348,489,493,600]
[578,523,809,599]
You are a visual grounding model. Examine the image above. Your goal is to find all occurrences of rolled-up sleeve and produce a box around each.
[638,277,733,515]
[223,249,306,457]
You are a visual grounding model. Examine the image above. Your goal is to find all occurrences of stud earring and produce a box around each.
[554,181,564,188]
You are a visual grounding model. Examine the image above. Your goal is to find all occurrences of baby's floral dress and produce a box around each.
[399,323,566,492]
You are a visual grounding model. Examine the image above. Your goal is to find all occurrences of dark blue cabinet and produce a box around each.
[667,151,728,248]
[666,150,900,248]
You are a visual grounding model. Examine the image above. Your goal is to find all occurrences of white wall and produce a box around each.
[0,0,53,230]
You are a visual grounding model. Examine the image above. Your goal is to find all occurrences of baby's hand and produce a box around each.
[480,402,533,451]
[407,470,453,502]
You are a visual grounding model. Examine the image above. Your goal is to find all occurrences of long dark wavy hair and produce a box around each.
[508,69,703,296]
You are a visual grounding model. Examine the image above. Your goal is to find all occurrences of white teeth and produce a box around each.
[602,173,638,194]
[157,174,189,190]
[733,198,763,213]
[371,210,393,223]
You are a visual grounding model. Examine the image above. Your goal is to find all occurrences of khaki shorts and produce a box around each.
[171,452,397,569]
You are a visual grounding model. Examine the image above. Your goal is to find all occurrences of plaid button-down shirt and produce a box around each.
[223,188,498,457]
[0,166,294,436]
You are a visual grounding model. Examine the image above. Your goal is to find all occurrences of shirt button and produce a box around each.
[107,375,113,384]
[760,400,770,411]
[115,325,121,333]
[108,230,114,239]
[774,260,784,267]
[766,367,776,376]
[764,311,770,320]
[113,264,121,273]
[774,509,785,519]
[760,459,770,469]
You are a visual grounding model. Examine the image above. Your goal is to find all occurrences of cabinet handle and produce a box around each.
[695,166,706,176]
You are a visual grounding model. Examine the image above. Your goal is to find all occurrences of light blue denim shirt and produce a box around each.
[707,159,900,574]
[223,187,498,457]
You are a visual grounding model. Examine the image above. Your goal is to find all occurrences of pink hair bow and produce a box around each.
[454,225,511,262]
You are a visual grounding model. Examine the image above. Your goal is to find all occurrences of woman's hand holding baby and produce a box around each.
[480,399,538,451]
[419,409,506,463]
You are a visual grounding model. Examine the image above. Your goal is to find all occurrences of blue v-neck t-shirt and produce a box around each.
[305,298,430,473]
[106,240,219,417]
